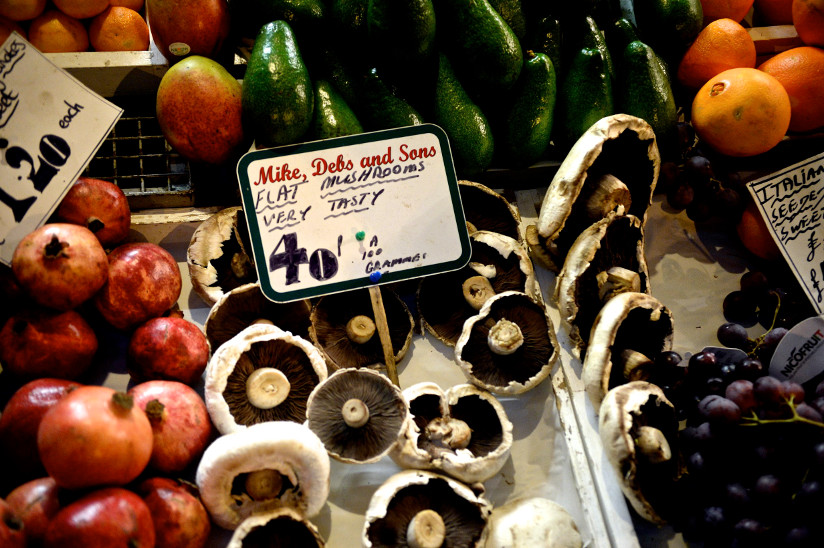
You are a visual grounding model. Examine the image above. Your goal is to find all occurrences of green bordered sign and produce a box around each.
[237,124,471,303]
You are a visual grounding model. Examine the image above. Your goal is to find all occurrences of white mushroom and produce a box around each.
[228,507,325,547]
[458,180,523,244]
[485,497,583,548]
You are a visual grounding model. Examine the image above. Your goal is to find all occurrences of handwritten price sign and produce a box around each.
[0,32,122,265]
[237,124,471,303]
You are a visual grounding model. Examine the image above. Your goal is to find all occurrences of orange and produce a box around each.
[691,67,791,157]
[700,0,755,22]
[0,16,26,42]
[793,0,824,47]
[737,199,782,260]
[109,0,144,10]
[28,10,89,53]
[0,0,46,21]
[754,0,794,23]
[52,0,109,20]
[677,18,756,89]
[89,6,149,51]
[759,46,824,132]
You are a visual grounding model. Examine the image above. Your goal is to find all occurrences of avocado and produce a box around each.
[230,0,326,39]
[488,0,527,42]
[367,0,437,65]
[525,14,562,79]
[330,0,370,57]
[557,47,614,148]
[356,67,424,131]
[309,79,364,139]
[242,20,315,148]
[566,16,615,85]
[632,0,702,65]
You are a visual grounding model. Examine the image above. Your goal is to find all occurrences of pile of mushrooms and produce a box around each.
[458,180,523,243]
[228,507,326,547]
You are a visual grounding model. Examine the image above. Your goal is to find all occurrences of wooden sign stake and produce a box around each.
[369,286,400,387]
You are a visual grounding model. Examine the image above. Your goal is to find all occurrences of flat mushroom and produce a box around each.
[582,292,675,413]
[188,206,258,306]
[308,287,414,371]
[526,114,659,271]
[485,497,583,548]
[554,212,650,359]
[458,180,523,243]
[390,382,513,484]
[228,507,325,548]
[196,420,330,530]
[418,231,541,347]
[599,381,679,526]
[454,291,559,395]
[204,323,328,435]
[305,368,409,464]
[205,282,313,353]
[362,469,492,548]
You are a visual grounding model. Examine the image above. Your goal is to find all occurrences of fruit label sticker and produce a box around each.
[747,151,824,314]
[236,124,471,303]
[769,315,824,384]
[0,32,122,266]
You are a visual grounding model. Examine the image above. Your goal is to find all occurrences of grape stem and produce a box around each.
[740,396,824,430]
[745,292,783,357]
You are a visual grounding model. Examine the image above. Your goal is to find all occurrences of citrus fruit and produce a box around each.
[677,18,756,89]
[754,0,794,23]
[52,0,109,20]
[691,67,791,157]
[28,10,89,53]
[758,46,824,132]
[0,0,46,21]
[89,6,149,52]
[700,0,755,22]
[793,0,824,47]
[0,16,26,42]
[110,0,144,10]
[737,199,781,260]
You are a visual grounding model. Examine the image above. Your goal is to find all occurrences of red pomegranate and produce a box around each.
[0,498,26,548]
[11,223,108,311]
[5,477,61,547]
[139,477,211,548]
[128,316,210,384]
[55,177,131,248]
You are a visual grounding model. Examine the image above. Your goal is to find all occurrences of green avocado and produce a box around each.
[309,79,364,140]
[557,47,614,148]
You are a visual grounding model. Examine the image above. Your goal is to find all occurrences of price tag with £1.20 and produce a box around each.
[0,32,122,265]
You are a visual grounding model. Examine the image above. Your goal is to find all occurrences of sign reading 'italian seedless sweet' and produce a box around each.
[237,124,472,303]
[0,32,122,265]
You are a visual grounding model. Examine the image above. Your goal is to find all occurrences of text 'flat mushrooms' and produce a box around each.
[205,282,313,353]
[554,212,649,359]
[599,381,679,526]
[583,292,674,413]
[188,206,258,306]
[309,287,414,371]
[205,323,328,435]
[306,368,409,464]
[390,382,513,484]
[458,180,523,243]
[363,469,492,548]
[418,231,541,347]
[455,291,559,395]
[196,420,330,530]
[526,114,659,271]
[485,497,583,548]
[228,507,325,548]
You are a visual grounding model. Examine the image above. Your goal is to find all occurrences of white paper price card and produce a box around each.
[746,152,824,314]
[0,32,122,265]
[236,124,472,303]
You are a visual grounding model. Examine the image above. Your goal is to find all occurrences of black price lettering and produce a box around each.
[269,232,308,285]
[309,248,338,281]
[39,134,70,168]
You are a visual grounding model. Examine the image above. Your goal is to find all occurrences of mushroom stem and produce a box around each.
[487,318,524,355]
[426,417,472,450]
[462,275,495,311]
[619,349,654,382]
[230,252,254,279]
[466,221,478,235]
[252,318,275,326]
[406,509,446,548]
[585,173,632,220]
[246,367,291,409]
[245,469,284,501]
[342,398,370,428]
[635,426,672,464]
[346,315,376,344]
[468,261,496,279]
[596,266,641,302]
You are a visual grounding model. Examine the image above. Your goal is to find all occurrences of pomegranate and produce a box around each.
[0,307,98,380]
[0,498,26,548]
[55,177,131,248]
[0,378,81,488]
[0,263,27,324]
[138,477,210,548]
[93,242,182,330]
[128,380,213,474]
[43,487,155,548]
[11,223,108,311]
[5,477,61,547]
[128,316,210,384]
[37,385,153,489]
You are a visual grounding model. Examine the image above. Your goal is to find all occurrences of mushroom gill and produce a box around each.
[228,508,325,548]
[458,180,522,243]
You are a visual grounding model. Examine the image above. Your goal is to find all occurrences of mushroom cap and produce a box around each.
[227,507,325,548]
[458,180,523,243]
[187,206,257,306]
[485,497,583,548]
[196,420,330,530]
[362,469,492,548]
[582,292,674,413]
[531,114,659,271]
[418,231,541,347]
[390,382,514,484]
[205,282,313,353]
[455,291,559,395]
[306,368,410,464]
[554,212,650,359]
[308,287,414,371]
[598,381,679,525]
[204,323,328,435]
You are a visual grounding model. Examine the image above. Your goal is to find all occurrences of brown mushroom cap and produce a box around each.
[188,206,258,306]
[362,470,491,548]
[308,287,414,371]
[454,291,559,395]
[458,180,522,243]
[305,368,410,464]
[228,507,325,547]
[418,231,541,347]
